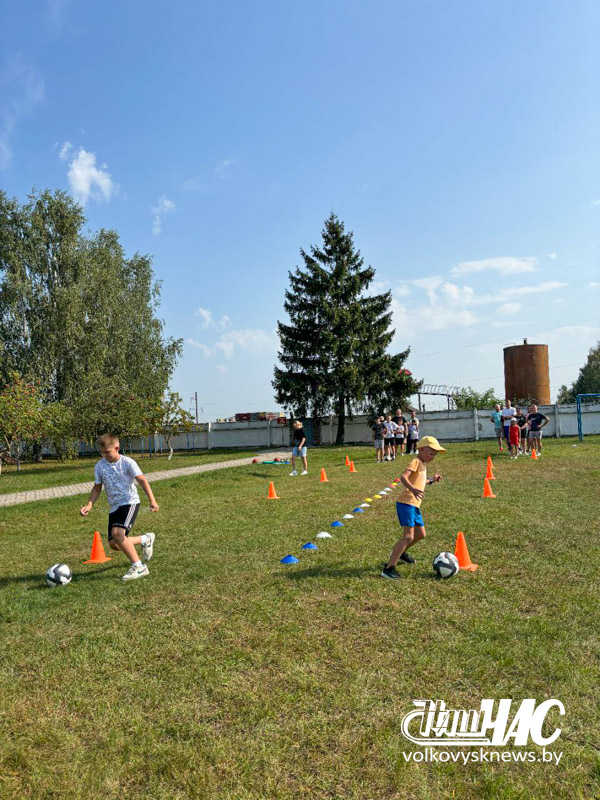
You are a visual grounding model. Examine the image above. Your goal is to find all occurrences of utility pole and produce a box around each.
[195,391,199,424]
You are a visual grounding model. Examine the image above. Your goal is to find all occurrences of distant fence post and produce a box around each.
[207,422,213,450]
[473,408,479,441]
[555,404,561,438]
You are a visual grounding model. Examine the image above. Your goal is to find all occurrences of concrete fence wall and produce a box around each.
[73,403,599,456]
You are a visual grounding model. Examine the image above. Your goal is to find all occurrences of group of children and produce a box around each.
[490,401,550,459]
[81,399,549,583]
[371,408,421,463]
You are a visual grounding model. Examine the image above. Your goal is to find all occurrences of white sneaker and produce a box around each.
[289,470,298,476]
[121,563,149,582]
[142,532,155,562]
[301,470,308,475]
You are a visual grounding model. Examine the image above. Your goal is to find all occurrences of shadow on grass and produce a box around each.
[280,565,376,580]
[0,564,117,589]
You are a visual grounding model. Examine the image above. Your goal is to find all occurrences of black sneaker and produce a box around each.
[381,564,401,580]
[399,552,416,564]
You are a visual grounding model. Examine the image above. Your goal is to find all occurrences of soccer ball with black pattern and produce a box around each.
[432,552,459,579]
[45,563,72,587]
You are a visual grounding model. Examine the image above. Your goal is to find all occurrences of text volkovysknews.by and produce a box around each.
[402,747,563,766]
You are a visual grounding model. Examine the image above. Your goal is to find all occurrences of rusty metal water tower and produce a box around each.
[503,339,550,405]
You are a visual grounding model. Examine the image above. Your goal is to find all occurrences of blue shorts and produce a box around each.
[292,446,307,457]
[396,502,424,528]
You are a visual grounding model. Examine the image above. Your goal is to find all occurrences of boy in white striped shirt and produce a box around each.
[80,433,159,581]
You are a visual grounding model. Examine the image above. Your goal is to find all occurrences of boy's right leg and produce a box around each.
[290,454,297,476]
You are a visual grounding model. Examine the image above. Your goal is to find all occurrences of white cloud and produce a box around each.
[451,257,538,277]
[152,195,175,236]
[195,308,231,331]
[0,59,44,169]
[500,281,566,298]
[214,158,234,178]
[58,140,72,160]
[215,341,235,359]
[590,282,600,289]
[591,200,600,207]
[63,147,115,205]
[217,328,278,357]
[548,252,557,260]
[196,307,213,329]
[186,339,213,357]
[497,302,521,316]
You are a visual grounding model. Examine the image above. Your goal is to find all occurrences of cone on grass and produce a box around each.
[267,481,279,500]
[349,461,357,473]
[531,449,538,460]
[83,531,111,564]
[320,468,329,483]
[454,531,478,571]
[486,456,496,480]
[483,478,496,498]
[345,454,350,467]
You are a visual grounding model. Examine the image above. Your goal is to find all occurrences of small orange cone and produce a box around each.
[486,456,496,480]
[483,478,496,498]
[454,531,478,571]
[345,454,350,466]
[320,468,329,482]
[531,449,538,460]
[267,481,279,500]
[349,460,357,473]
[83,531,111,564]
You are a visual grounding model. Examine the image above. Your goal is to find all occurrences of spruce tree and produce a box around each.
[274,213,416,444]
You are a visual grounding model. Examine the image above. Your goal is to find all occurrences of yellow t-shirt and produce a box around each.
[396,457,427,508]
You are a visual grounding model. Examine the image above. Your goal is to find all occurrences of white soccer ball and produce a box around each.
[46,563,72,587]
[432,552,459,579]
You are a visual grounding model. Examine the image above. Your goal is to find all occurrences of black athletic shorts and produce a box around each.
[108,503,140,540]
[395,437,405,446]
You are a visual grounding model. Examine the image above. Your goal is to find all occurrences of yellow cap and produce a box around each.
[416,435,446,452]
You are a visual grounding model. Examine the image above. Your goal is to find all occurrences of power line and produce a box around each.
[410,316,600,360]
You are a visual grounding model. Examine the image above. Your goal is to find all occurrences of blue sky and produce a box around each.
[2,0,599,416]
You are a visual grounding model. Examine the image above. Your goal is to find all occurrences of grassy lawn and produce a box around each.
[0,438,599,799]
[0,449,264,495]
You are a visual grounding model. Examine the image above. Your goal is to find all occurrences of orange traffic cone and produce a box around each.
[454,531,478,571]
[486,456,496,480]
[483,478,496,498]
[83,531,111,564]
[531,449,538,460]
[267,481,279,500]
[345,454,350,466]
[320,468,329,482]
[349,460,357,473]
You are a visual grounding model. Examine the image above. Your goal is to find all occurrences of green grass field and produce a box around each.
[1,438,599,799]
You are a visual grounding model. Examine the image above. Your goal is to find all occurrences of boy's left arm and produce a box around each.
[135,474,159,512]
[429,473,442,485]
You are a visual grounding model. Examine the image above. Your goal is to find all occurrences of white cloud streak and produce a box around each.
[451,257,538,277]
[152,195,175,235]
[0,59,44,169]
[186,339,213,357]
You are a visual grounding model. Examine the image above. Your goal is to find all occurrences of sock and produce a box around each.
[140,534,149,545]
[132,560,143,568]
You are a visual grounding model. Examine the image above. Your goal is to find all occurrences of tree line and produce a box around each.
[0,189,189,469]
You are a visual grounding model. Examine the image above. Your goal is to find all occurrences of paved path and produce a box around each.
[0,452,290,508]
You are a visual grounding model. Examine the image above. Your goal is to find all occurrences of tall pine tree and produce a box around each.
[274,213,417,444]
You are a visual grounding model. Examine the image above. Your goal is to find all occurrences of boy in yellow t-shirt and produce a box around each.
[381,436,445,580]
